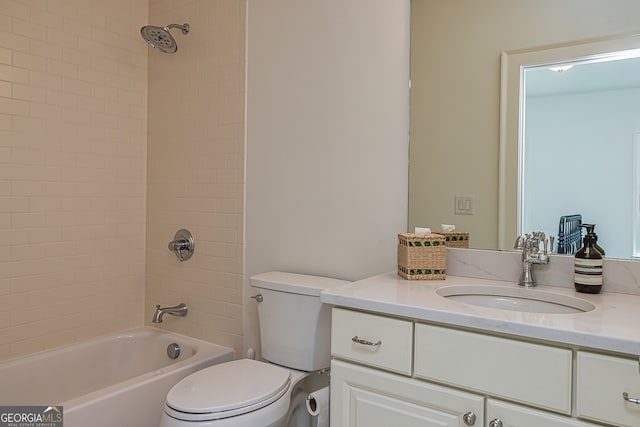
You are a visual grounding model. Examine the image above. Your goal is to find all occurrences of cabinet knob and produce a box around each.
[462,411,476,425]
[489,419,503,427]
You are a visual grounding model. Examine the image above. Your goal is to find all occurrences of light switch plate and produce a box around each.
[454,195,474,215]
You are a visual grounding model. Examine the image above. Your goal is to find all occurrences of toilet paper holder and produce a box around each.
[306,385,330,426]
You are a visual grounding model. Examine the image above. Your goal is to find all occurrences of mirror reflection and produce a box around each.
[499,34,640,258]
[522,54,640,259]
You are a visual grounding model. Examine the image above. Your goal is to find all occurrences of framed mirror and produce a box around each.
[499,33,640,258]
[409,1,640,259]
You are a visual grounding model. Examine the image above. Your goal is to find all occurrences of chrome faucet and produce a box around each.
[514,232,550,287]
[152,303,188,323]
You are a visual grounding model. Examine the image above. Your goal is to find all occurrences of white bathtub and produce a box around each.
[0,327,235,427]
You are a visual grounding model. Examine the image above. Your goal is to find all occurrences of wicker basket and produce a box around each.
[434,231,470,248]
[397,233,446,280]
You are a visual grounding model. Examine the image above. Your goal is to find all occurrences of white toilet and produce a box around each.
[159,272,349,427]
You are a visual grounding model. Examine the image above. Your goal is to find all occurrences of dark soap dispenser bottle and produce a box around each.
[574,224,603,294]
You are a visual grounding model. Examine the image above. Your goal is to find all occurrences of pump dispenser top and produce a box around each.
[581,224,605,256]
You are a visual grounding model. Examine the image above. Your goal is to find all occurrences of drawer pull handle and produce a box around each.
[623,392,640,404]
[352,336,381,347]
[489,419,503,427]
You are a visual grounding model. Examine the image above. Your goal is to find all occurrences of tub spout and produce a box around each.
[152,303,188,323]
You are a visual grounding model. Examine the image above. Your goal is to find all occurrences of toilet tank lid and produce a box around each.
[250,272,350,296]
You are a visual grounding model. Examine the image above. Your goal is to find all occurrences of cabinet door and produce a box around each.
[487,399,600,427]
[576,351,640,426]
[330,359,483,427]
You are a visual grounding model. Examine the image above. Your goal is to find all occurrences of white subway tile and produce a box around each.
[0,97,29,115]
[29,70,62,90]
[0,47,11,65]
[0,114,10,130]
[0,63,29,84]
[0,81,10,98]
[13,84,46,102]
[46,58,78,78]
[1,0,244,360]
[29,9,64,30]
[2,0,30,20]
[46,28,78,49]
[13,19,48,41]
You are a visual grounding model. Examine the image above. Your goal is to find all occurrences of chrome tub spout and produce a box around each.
[152,303,188,323]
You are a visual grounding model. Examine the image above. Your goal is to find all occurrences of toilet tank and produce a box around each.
[250,272,350,371]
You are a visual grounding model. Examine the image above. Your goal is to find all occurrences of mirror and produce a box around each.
[499,33,640,258]
[408,0,640,260]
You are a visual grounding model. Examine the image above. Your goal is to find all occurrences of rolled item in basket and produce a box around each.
[441,224,455,232]
[414,227,431,236]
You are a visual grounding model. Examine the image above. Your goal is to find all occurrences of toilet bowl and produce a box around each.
[160,360,308,427]
[159,272,349,427]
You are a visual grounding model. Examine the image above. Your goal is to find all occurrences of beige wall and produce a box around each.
[0,0,147,360]
[409,0,640,250]
[245,0,410,355]
[145,0,246,354]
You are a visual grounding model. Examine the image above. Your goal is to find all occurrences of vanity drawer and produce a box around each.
[576,351,640,426]
[331,308,413,375]
[414,323,572,414]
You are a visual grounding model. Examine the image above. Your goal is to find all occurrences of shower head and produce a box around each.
[140,23,190,54]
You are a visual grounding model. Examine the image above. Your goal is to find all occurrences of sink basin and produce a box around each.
[436,285,595,314]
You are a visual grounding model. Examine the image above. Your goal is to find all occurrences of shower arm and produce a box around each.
[165,23,190,35]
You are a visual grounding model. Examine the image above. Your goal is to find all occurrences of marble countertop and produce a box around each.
[320,272,640,355]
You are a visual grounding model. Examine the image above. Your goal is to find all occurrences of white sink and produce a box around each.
[436,285,595,314]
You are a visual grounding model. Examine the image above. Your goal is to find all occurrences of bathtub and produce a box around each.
[0,327,235,427]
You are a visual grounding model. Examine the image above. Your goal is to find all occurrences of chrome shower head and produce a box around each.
[140,23,190,54]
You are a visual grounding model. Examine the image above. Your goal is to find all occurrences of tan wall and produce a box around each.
[245,0,410,355]
[409,0,640,250]
[0,0,148,360]
[145,0,246,354]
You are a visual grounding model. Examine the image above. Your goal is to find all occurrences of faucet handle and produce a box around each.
[513,236,525,250]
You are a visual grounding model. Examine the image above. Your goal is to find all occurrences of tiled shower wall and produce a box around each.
[0,0,148,360]
[145,0,245,353]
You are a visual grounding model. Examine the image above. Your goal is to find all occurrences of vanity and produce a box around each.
[321,271,640,427]
[369,6,640,425]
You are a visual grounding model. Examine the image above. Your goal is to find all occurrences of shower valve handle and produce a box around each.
[168,229,195,261]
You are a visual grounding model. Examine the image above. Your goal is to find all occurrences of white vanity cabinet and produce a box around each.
[329,307,615,427]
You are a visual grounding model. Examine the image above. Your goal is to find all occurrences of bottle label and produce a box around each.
[575,258,603,286]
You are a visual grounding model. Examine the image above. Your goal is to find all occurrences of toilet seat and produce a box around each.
[165,359,291,422]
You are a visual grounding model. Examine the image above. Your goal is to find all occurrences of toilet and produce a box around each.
[159,272,349,427]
